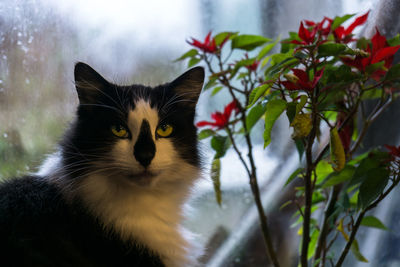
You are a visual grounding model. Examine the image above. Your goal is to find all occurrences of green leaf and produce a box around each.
[358,168,389,210]
[365,61,385,75]
[314,160,334,184]
[248,84,271,106]
[174,49,198,61]
[211,86,224,96]
[322,165,356,188]
[284,167,304,187]
[349,190,359,205]
[387,34,400,46]
[308,229,319,259]
[361,88,382,100]
[318,43,347,57]
[198,129,215,140]
[263,99,286,148]
[203,76,218,91]
[356,37,369,50]
[211,135,231,159]
[296,95,308,114]
[385,63,400,80]
[279,200,292,210]
[351,239,369,262]
[349,151,390,186]
[256,37,280,60]
[246,103,266,132]
[361,216,388,230]
[211,158,222,206]
[312,191,326,205]
[285,102,297,124]
[331,14,356,30]
[230,58,255,78]
[231,34,271,51]
[265,55,298,78]
[188,57,201,68]
[294,51,308,59]
[260,55,271,68]
[214,31,237,46]
[295,139,305,161]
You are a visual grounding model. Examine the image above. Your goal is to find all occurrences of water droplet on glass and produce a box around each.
[21,45,29,53]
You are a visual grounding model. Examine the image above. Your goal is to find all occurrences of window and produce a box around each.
[3,1,399,266]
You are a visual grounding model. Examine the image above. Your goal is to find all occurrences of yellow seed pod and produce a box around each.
[283,73,300,83]
[290,113,312,139]
[330,127,345,171]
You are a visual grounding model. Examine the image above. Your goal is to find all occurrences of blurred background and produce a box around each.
[3,0,400,266]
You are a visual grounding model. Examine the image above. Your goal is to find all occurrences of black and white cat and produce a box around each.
[0,62,205,267]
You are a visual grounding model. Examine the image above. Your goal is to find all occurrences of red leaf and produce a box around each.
[334,26,345,40]
[384,144,400,157]
[188,31,218,53]
[341,56,364,70]
[371,45,400,64]
[371,28,388,53]
[292,69,309,82]
[224,100,239,118]
[290,40,307,45]
[312,67,325,88]
[344,11,369,36]
[196,120,216,127]
[204,31,212,44]
[298,22,312,43]
[304,20,316,26]
[281,81,299,91]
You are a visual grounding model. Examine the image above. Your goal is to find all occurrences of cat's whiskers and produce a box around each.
[79,103,126,118]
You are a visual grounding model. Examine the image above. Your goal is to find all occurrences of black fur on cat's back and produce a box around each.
[0,175,164,267]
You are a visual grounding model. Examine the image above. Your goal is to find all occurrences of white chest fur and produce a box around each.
[76,169,202,267]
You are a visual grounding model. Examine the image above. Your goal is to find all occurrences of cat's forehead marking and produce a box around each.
[128,99,159,138]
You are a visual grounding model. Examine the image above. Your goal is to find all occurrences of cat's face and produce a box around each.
[61,63,204,188]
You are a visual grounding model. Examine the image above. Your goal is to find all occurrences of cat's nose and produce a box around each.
[135,150,155,168]
[134,119,156,168]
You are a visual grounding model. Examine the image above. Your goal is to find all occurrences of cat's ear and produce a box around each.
[74,62,109,104]
[170,67,205,107]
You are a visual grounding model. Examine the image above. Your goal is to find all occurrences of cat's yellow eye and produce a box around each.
[111,125,129,138]
[156,124,173,138]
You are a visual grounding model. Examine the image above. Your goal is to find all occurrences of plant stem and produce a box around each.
[213,54,280,267]
[225,128,251,177]
[243,118,280,267]
[314,185,341,264]
[301,100,318,267]
[334,175,400,266]
[350,95,392,156]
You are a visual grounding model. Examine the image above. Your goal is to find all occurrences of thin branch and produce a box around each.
[225,128,251,177]
[334,176,400,266]
[213,53,280,267]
